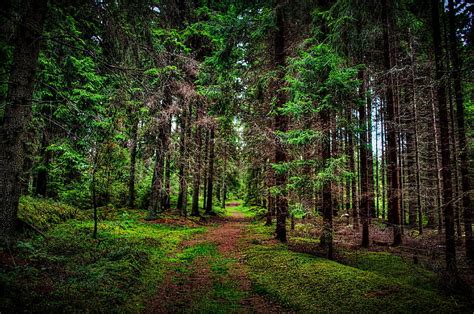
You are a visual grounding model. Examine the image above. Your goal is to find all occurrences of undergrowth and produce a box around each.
[1,204,205,312]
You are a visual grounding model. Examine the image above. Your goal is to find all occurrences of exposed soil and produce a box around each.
[146,207,290,313]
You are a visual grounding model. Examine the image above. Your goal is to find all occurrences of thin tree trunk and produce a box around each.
[202,129,209,209]
[221,145,227,209]
[366,86,375,219]
[409,32,423,233]
[429,88,443,231]
[205,126,215,215]
[191,115,202,217]
[348,109,358,228]
[128,119,138,208]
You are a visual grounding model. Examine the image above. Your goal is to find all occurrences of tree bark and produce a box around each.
[273,0,289,243]
[191,105,202,217]
[0,0,47,237]
[382,0,402,246]
[431,0,457,272]
[205,126,215,215]
[127,119,138,208]
[448,0,473,261]
[177,104,188,215]
[359,71,369,248]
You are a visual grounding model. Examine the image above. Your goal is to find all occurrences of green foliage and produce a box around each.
[275,129,322,146]
[283,42,360,116]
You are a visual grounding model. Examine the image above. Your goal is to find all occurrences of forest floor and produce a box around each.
[145,202,473,313]
[1,198,473,313]
[147,205,288,313]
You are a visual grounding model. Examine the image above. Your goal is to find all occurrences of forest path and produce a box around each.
[146,205,288,313]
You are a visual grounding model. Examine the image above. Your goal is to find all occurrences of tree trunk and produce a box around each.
[348,108,358,228]
[0,0,47,237]
[382,0,402,246]
[202,129,209,209]
[320,110,333,258]
[366,87,375,219]
[431,0,457,272]
[221,146,227,209]
[177,105,188,215]
[191,116,202,217]
[448,0,473,261]
[273,0,289,243]
[127,119,138,208]
[359,70,369,248]
[205,126,215,215]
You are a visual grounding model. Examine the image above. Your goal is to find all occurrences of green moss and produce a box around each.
[0,209,205,313]
[17,196,84,231]
[244,243,468,313]
[343,251,437,291]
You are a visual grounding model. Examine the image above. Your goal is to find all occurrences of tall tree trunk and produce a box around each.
[148,145,165,218]
[381,103,387,222]
[163,152,171,210]
[366,87,375,219]
[359,71,370,248]
[448,88,461,238]
[409,32,423,234]
[127,119,138,208]
[348,109,358,228]
[382,0,402,245]
[177,105,188,215]
[431,0,457,272]
[273,0,289,243]
[191,110,202,217]
[221,145,227,209]
[320,110,333,258]
[205,126,215,215]
[0,0,47,237]
[202,129,209,209]
[448,0,473,261]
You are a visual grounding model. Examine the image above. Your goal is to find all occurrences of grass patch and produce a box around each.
[0,208,205,313]
[193,246,245,313]
[170,242,245,313]
[244,239,470,312]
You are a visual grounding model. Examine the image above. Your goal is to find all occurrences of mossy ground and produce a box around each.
[174,243,245,313]
[245,223,471,313]
[1,198,472,313]
[1,200,205,312]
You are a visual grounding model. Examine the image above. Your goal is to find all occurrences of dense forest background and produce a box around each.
[0,0,473,312]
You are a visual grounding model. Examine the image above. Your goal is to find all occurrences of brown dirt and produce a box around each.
[146,208,291,313]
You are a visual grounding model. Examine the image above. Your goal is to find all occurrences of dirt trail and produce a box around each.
[147,208,288,313]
